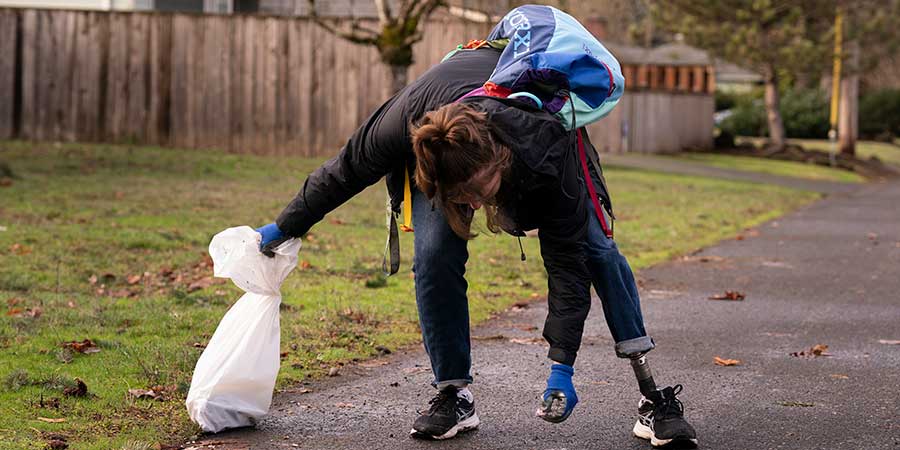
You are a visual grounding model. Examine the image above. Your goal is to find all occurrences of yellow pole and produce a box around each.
[828,8,843,166]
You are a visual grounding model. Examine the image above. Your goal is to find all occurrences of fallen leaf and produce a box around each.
[46,439,68,449]
[878,339,900,345]
[830,374,849,380]
[61,339,100,354]
[0,178,12,187]
[66,301,77,308]
[402,366,429,375]
[327,367,341,377]
[126,274,142,285]
[359,360,389,368]
[472,334,506,341]
[778,401,815,407]
[335,402,355,408]
[37,417,66,423]
[329,218,345,225]
[63,379,88,397]
[6,308,23,316]
[708,291,745,301]
[88,275,98,285]
[509,337,544,345]
[191,342,206,349]
[7,297,21,306]
[299,260,312,270]
[9,243,31,255]
[128,388,163,401]
[790,344,830,358]
[713,356,742,366]
[516,325,539,332]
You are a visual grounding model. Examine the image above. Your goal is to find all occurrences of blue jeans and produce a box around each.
[412,189,653,388]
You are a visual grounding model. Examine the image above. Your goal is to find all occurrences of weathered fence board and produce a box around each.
[2,7,711,155]
[0,9,18,139]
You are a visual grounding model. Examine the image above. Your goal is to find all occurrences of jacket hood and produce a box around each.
[460,96,572,180]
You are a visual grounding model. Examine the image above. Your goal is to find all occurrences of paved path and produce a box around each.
[601,153,861,195]
[194,179,900,450]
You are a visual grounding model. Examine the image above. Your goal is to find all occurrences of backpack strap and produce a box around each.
[577,128,613,238]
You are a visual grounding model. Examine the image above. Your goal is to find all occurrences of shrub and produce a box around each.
[860,88,900,140]
[780,88,829,139]
[720,95,766,137]
[719,88,830,139]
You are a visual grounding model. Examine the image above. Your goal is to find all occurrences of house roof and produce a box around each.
[714,60,763,83]
[606,42,711,66]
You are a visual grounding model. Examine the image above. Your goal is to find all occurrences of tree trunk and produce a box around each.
[763,67,786,151]
[386,64,409,99]
[839,40,859,156]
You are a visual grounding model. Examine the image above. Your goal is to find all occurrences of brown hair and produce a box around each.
[411,102,512,239]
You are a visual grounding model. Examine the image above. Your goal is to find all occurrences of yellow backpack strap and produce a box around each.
[399,167,414,232]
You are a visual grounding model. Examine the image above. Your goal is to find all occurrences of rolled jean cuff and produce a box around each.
[434,378,472,390]
[548,347,577,366]
[615,336,655,358]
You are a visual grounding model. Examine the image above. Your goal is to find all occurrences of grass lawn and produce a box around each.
[671,152,866,184]
[0,141,819,449]
[789,139,900,168]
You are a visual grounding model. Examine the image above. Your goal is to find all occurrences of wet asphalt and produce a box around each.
[192,177,900,450]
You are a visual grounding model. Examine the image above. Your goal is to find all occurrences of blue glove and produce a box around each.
[536,363,578,423]
[255,223,287,257]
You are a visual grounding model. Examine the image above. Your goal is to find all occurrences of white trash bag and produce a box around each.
[186,226,301,433]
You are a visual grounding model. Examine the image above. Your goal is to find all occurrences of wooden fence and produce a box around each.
[0,8,490,155]
[0,7,713,155]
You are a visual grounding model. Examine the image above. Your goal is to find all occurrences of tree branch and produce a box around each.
[307,0,379,45]
[374,0,394,27]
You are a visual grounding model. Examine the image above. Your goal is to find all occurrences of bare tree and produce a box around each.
[307,0,445,97]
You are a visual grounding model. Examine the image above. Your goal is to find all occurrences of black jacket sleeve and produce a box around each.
[275,95,409,237]
[539,223,592,366]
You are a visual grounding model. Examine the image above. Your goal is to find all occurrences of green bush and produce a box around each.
[720,89,830,139]
[715,91,738,111]
[860,89,900,140]
[720,94,766,136]
[780,88,829,139]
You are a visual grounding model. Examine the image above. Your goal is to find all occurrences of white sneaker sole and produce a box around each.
[633,420,698,448]
[410,414,480,440]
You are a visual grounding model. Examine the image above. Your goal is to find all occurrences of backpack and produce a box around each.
[444,4,625,130]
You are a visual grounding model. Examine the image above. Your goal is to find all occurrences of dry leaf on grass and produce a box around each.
[708,291,745,301]
[713,356,741,366]
[63,379,88,397]
[37,417,66,423]
[61,339,100,354]
[126,274,142,285]
[128,388,163,401]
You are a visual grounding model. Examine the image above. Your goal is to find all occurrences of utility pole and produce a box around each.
[827,8,842,166]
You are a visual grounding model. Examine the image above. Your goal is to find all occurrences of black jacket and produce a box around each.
[276,47,613,365]
[276,47,611,238]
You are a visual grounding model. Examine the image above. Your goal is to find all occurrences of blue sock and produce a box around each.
[540,363,578,422]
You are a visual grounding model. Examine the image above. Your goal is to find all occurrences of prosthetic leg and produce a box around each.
[629,352,657,397]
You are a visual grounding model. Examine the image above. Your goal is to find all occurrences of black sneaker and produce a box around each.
[632,385,698,448]
[410,386,479,440]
